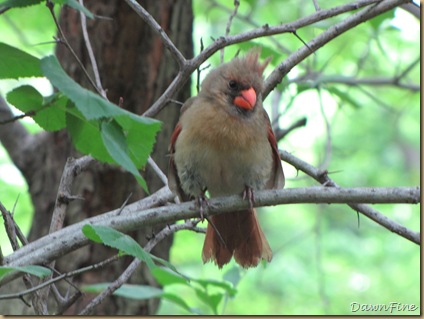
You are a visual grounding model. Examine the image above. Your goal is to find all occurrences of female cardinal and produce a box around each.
[168,50,285,268]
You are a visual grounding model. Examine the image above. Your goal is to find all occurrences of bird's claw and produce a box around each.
[196,195,210,222]
[243,186,255,210]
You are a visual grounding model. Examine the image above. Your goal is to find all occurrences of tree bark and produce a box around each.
[0,0,192,315]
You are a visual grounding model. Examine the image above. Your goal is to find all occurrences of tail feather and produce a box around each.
[202,209,272,268]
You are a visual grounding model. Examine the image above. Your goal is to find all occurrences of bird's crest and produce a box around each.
[243,48,272,77]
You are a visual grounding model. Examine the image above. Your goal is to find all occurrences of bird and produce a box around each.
[168,49,285,268]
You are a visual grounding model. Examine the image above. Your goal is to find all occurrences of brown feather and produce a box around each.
[202,208,272,268]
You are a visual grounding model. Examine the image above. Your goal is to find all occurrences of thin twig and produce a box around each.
[0,254,121,301]
[46,0,103,96]
[220,0,240,63]
[123,0,186,67]
[79,219,201,315]
[141,0,405,118]
[279,150,420,245]
[78,0,107,99]
[263,0,411,98]
[0,111,36,125]
[147,157,168,186]
[317,87,332,171]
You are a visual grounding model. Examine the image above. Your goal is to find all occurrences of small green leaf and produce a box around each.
[194,278,237,295]
[223,266,241,289]
[0,0,43,10]
[327,87,362,109]
[82,283,163,300]
[52,0,93,18]
[81,224,103,243]
[101,121,148,191]
[82,225,156,270]
[151,267,189,286]
[162,292,200,314]
[7,85,43,110]
[150,256,190,281]
[194,287,223,315]
[66,110,115,164]
[0,43,42,79]
[368,10,395,30]
[7,86,67,131]
[0,265,52,279]
[41,56,123,120]
[115,115,162,169]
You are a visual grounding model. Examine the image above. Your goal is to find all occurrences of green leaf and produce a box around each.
[223,266,241,289]
[150,256,190,282]
[7,86,67,131]
[66,110,115,164]
[52,0,93,19]
[82,283,163,300]
[327,87,361,109]
[368,10,395,31]
[82,224,156,270]
[194,278,237,297]
[162,292,200,314]
[151,267,189,286]
[40,55,123,120]
[0,265,52,279]
[0,43,42,79]
[0,0,43,10]
[194,287,223,315]
[101,120,148,192]
[7,85,43,110]
[41,55,161,188]
[115,115,162,169]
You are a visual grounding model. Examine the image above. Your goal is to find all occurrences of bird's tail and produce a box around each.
[202,209,272,268]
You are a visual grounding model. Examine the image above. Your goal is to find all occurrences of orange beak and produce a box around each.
[233,87,257,110]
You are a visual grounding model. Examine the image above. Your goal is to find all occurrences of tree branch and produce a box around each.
[140,0,394,118]
[263,0,410,98]
[123,0,187,67]
[289,74,420,92]
[78,219,201,315]
[2,185,419,268]
[279,150,421,245]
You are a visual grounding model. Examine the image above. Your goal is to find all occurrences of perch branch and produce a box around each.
[3,185,419,268]
[279,150,420,245]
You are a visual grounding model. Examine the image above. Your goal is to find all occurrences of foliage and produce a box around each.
[82,225,238,315]
[0,42,161,192]
[0,0,420,316]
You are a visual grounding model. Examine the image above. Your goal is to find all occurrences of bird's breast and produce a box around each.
[174,103,273,197]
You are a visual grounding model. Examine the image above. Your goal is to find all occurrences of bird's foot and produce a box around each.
[242,186,255,210]
[196,194,211,222]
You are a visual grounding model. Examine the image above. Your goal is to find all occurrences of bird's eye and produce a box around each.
[228,80,238,90]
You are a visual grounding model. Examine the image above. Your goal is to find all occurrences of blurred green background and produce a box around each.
[0,0,420,315]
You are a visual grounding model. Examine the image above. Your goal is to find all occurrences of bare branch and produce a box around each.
[49,156,94,234]
[123,0,187,67]
[279,150,420,245]
[144,0,391,118]
[78,0,107,99]
[0,255,120,301]
[220,0,240,63]
[46,0,102,96]
[289,74,420,92]
[263,0,411,98]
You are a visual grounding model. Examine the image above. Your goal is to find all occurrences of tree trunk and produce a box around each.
[0,0,192,315]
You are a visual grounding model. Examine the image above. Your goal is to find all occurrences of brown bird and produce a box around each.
[168,50,285,268]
